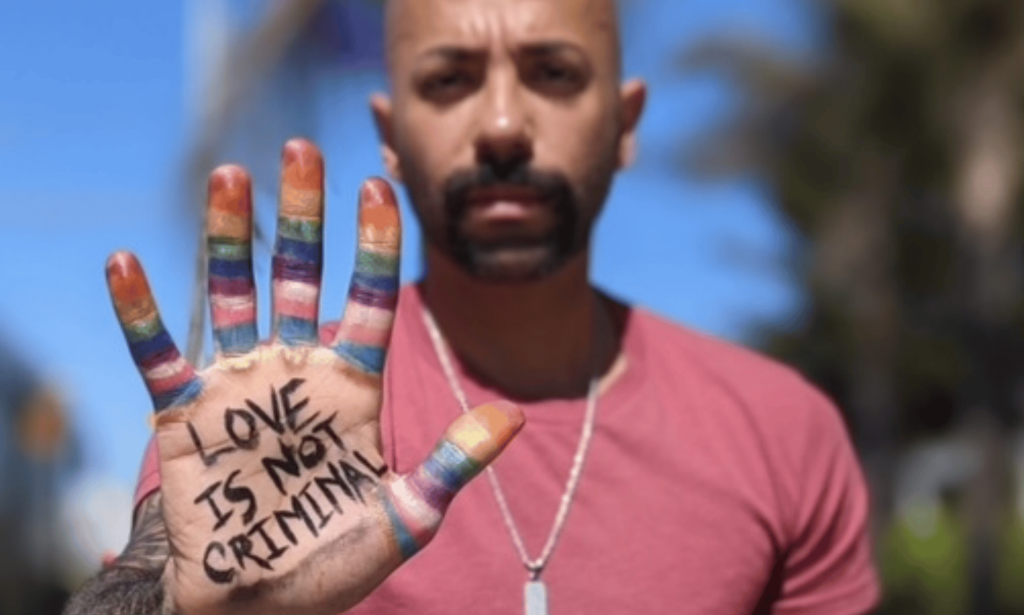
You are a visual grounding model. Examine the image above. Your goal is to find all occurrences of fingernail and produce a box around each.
[445,400,525,463]
[106,252,160,329]
[282,138,324,193]
[360,177,395,207]
[208,165,252,218]
[359,179,401,240]
[474,400,526,440]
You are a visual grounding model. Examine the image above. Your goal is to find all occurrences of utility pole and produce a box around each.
[181,0,327,366]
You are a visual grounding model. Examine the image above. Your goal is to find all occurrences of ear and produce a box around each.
[616,79,647,170]
[370,93,403,183]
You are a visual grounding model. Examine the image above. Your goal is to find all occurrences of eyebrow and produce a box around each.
[416,41,588,64]
[415,46,485,64]
[518,41,588,58]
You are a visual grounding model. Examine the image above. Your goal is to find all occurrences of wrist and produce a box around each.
[159,563,181,615]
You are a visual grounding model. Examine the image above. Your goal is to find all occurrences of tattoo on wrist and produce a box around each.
[63,493,171,615]
[116,492,170,571]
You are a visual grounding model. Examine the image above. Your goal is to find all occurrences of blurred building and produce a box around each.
[0,335,80,615]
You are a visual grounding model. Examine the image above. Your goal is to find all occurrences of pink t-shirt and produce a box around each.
[133,285,880,614]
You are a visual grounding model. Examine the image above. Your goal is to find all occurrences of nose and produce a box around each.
[474,67,533,174]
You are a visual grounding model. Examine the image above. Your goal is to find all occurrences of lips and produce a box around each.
[460,185,555,235]
[467,185,548,214]
[465,185,546,205]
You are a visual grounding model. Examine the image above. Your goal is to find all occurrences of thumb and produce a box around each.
[382,400,525,559]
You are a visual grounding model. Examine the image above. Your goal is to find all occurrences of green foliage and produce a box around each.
[877,508,1024,615]
[878,505,970,615]
[682,2,1024,611]
[681,0,1024,440]
[995,511,1024,614]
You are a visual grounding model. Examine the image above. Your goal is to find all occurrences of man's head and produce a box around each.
[371,0,646,283]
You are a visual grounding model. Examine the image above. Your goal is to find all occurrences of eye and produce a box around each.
[419,70,477,102]
[526,61,586,95]
[539,64,575,82]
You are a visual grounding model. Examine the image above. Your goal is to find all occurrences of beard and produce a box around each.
[403,159,612,283]
[442,163,586,282]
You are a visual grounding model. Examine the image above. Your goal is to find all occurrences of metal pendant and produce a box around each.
[525,580,548,615]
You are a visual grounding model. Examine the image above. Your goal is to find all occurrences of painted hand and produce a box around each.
[105,139,524,615]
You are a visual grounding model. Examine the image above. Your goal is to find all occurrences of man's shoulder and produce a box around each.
[629,305,862,515]
[630,305,814,394]
[628,304,845,433]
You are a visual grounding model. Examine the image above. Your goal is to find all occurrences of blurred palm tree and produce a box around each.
[679,1,1024,613]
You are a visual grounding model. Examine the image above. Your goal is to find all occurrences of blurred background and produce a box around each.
[0,0,1022,613]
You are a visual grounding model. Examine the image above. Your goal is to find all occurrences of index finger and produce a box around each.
[272,139,325,346]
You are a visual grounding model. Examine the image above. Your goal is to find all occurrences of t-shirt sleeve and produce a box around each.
[774,390,881,615]
[132,436,162,522]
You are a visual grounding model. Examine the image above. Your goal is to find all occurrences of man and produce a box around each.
[65,0,881,613]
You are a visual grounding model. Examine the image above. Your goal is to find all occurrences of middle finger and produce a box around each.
[271,139,325,346]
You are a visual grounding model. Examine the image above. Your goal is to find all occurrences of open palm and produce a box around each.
[105,139,523,615]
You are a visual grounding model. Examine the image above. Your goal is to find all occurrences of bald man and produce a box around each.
[64,1,881,614]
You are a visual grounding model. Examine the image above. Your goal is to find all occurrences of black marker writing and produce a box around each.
[223,470,257,526]
[189,422,234,468]
[203,542,235,585]
[225,409,260,450]
[188,379,315,467]
[192,379,394,585]
[194,481,234,531]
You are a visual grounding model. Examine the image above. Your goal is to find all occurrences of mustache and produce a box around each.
[442,163,574,214]
[437,162,585,279]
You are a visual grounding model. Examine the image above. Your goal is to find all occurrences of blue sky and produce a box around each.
[0,0,814,494]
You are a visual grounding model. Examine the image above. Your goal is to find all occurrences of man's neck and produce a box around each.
[420,248,618,402]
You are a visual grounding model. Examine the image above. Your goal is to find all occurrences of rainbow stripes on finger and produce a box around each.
[382,441,478,559]
[207,166,258,355]
[332,179,400,377]
[272,140,324,346]
[272,218,322,342]
[382,401,525,559]
[107,252,203,411]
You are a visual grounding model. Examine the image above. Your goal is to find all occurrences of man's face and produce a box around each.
[374,0,645,282]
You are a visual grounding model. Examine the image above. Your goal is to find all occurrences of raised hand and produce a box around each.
[105,139,524,615]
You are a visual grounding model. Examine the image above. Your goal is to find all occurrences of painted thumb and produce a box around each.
[383,401,525,559]
[440,400,526,469]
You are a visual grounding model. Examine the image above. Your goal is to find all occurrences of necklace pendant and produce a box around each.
[525,580,548,615]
